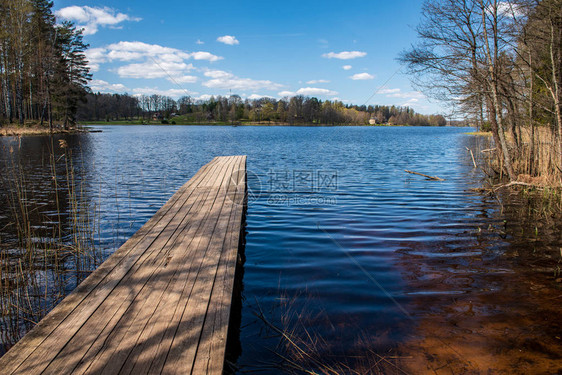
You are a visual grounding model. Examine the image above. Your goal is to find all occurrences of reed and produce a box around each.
[252,293,408,375]
[506,126,561,186]
[0,138,101,351]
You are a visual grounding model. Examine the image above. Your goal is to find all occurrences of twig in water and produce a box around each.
[465,147,477,168]
[404,170,445,181]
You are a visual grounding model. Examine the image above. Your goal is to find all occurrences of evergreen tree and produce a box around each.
[52,21,91,128]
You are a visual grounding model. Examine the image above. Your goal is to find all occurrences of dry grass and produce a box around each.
[0,125,82,137]
[252,294,409,375]
[480,126,562,188]
[0,140,101,349]
[509,126,562,187]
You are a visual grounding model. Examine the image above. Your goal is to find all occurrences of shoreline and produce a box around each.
[79,121,462,128]
[0,125,94,137]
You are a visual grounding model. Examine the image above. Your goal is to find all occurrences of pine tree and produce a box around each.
[52,21,91,129]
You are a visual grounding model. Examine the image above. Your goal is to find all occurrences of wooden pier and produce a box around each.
[0,156,247,374]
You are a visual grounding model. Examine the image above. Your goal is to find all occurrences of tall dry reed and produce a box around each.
[0,138,101,351]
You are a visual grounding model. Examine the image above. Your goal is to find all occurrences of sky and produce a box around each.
[52,0,447,114]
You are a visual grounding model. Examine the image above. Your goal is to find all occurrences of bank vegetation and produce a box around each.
[401,0,562,186]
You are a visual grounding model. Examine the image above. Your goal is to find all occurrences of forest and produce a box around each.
[401,0,562,183]
[76,92,448,126]
[0,0,91,130]
[0,1,447,129]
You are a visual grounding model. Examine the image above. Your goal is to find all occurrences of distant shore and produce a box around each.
[79,120,456,127]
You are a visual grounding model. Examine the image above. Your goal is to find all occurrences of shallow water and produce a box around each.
[0,125,560,373]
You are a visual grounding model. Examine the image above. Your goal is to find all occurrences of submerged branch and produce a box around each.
[404,170,445,181]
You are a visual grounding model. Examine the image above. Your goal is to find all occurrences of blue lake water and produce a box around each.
[0,125,560,373]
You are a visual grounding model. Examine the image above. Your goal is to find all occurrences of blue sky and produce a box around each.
[53,0,446,114]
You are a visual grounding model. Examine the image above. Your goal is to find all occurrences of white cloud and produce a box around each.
[383,89,425,99]
[88,41,220,78]
[55,6,141,35]
[104,41,195,61]
[278,90,296,97]
[378,88,426,103]
[296,87,338,96]
[378,88,401,94]
[117,61,194,79]
[203,70,283,91]
[89,79,127,93]
[342,65,352,70]
[277,88,338,97]
[248,94,274,100]
[132,87,197,98]
[169,75,198,84]
[190,51,222,62]
[402,98,420,106]
[196,39,204,45]
[85,47,107,71]
[322,51,367,60]
[496,1,525,18]
[350,72,375,80]
[195,94,213,101]
[204,70,233,79]
[217,35,240,45]
[306,79,330,84]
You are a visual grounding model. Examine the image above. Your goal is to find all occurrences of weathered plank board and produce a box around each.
[0,156,247,375]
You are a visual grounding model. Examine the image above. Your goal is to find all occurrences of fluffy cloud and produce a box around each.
[204,70,233,79]
[350,73,375,80]
[377,88,426,107]
[203,70,283,91]
[117,61,194,79]
[306,79,330,84]
[89,79,128,93]
[195,94,213,101]
[278,90,296,97]
[106,41,191,59]
[217,35,240,45]
[322,51,367,60]
[55,6,141,35]
[277,87,337,97]
[378,88,401,95]
[169,75,198,84]
[342,65,352,70]
[85,47,107,71]
[497,1,525,17]
[132,87,197,98]
[247,94,274,100]
[296,87,338,96]
[88,41,221,78]
[380,88,425,99]
[190,51,222,62]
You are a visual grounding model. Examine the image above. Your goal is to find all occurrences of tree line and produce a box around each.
[77,92,448,126]
[0,0,91,129]
[401,0,561,182]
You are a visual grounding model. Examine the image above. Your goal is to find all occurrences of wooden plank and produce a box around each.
[81,158,237,374]
[119,159,242,375]
[160,156,246,375]
[43,185,212,374]
[9,158,227,374]
[192,156,246,374]
[0,158,221,373]
[0,156,247,375]
[149,163,241,374]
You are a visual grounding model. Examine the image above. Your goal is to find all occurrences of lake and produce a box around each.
[0,125,560,373]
